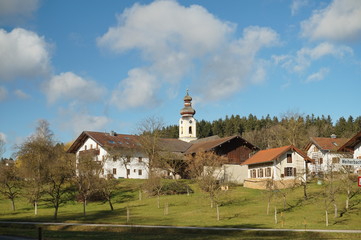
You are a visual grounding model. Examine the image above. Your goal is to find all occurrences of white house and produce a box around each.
[304,135,350,174]
[242,145,312,189]
[67,131,150,179]
[339,131,361,174]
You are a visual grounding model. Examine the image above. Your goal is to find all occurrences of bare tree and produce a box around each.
[0,159,21,211]
[105,145,136,179]
[339,166,360,212]
[97,175,119,211]
[75,151,102,217]
[137,116,165,177]
[185,151,227,208]
[44,143,74,220]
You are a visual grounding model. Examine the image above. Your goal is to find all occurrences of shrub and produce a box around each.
[161,181,194,195]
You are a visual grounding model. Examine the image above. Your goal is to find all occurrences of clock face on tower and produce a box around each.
[189,120,192,123]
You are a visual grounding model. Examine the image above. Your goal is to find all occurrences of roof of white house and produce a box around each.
[242,145,311,166]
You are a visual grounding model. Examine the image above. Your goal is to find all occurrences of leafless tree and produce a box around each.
[185,150,227,208]
[0,159,21,211]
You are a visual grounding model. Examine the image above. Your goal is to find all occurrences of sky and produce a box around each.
[0,0,360,158]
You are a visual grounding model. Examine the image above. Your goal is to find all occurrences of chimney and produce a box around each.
[110,131,116,136]
[330,134,336,139]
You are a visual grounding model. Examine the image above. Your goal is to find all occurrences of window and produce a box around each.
[284,167,294,177]
[313,146,318,152]
[138,157,142,162]
[250,169,256,178]
[189,126,192,134]
[138,169,142,176]
[126,156,131,163]
[101,169,104,175]
[319,158,323,164]
[84,145,87,150]
[181,127,183,134]
[287,154,292,163]
[96,143,99,149]
[332,157,340,164]
[258,168,263,178]
[265,167,271,177]
[112,168,117,175]
[127,169,130,176]
[133,169,136,173]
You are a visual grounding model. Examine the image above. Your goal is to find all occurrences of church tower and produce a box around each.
[179,90,197,142]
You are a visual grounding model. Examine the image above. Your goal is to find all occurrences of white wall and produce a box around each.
[76,138,149,179]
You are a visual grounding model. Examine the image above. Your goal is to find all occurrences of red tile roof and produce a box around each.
[305,137,349,152]
[338,131,361,152]
[242,145,311,165]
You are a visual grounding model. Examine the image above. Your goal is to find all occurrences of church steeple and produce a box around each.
[179,89,197,142]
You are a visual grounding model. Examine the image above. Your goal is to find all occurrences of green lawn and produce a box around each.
[0,179,360,239]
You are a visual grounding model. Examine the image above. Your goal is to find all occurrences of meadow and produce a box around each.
[0,179,360,239]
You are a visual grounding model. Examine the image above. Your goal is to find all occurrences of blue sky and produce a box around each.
[0,0,360,158]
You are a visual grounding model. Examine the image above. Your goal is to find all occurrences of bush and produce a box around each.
[161,181,194,195]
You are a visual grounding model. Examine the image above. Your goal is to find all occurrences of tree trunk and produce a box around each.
[126,207,130,223]
[11,198,15,211]
[303,182,308,200]
[274,207,277,224]
[216,204,220,221]
[325,210,328,227]
[139,190,142,201]
[334,203,337,218]
[267,198,270,215]
[34,200,38,215]
[108,198,114,211]
[54,205,59,220]
[83,198,87,217]
[346,189,350,210]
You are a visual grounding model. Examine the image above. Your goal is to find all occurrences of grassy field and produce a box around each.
[0,179,360,239]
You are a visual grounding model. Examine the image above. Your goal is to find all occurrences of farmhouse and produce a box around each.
[304,135,350,174]
[242,145,312,189]
[67,91,257,180]
[338,131,361,174]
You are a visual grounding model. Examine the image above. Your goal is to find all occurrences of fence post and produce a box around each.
[38,227,43,240]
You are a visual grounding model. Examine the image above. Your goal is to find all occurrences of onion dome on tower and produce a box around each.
[178,89,197,142]
[180,90,196,117]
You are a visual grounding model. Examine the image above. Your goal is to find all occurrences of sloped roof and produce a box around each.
[242,145,311,165]
[185,135,258,154]
[67,131,141,153]
[304,137,349,152]
[338,131,361,152]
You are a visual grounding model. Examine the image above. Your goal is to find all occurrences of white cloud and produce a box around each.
[14,89,30,99]
[291,0,308,16]
[273,42,353,72]
[98,1,280,106]
[0,132,6,143]
[301,0,361,42]
[0,28,51,81]
[110,68,159,109]
[0,86,7,101]
[59,108,110,136]
[304,67,329,83]
[44,72,106,104]
[0,0,39,25]
[197,26,280,100]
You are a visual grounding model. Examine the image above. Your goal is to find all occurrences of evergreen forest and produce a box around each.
[160,113,361,150]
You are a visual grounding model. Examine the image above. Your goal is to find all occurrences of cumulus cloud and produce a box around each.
[301,0,361,42]
[0,28,51,81]
[43,72,106,104]
[304,67,329,83]
[98,0,279,107]
[110,68,159,109]
[0,86,7,101]
[0,0,39,25]
[273,42,353,72]
[291,0,308,16]
[59,108,110,136]
[197,26,280,100]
